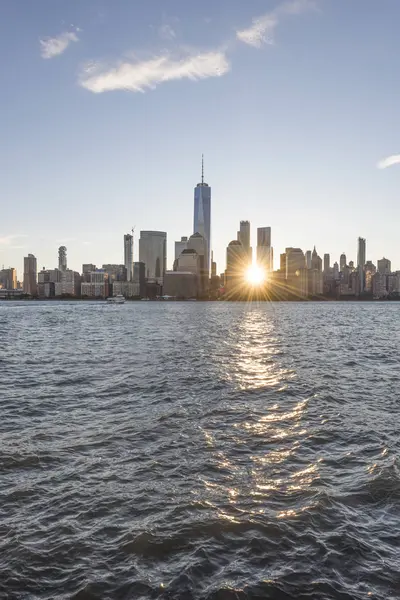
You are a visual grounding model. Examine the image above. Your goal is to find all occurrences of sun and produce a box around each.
[245,264,266,286]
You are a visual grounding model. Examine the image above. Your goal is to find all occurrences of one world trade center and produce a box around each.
[193,155,211,272]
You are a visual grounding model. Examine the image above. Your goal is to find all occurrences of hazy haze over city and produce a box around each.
[1,0,400,276]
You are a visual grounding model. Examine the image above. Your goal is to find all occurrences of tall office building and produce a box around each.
[0,268,17,289]
[377,257,391,275]
[340,253,347,272]
[324,254,330,273]
[239,221,250,250]
[124,233,134,282]
[175,236,188,261]
[305,250,312,270]
[193,156,211,272]
[58,246,67,271]
[286,248,306,279]
[23,254,37,296]
[257,226,272,271]
[357,237,366,293]
[139,231,167,284]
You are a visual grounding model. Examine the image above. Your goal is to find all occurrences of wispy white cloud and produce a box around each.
[236,0,318,48]
[40,31,79,59]
[237,15,278,48]
[0,234,27,246]
[79,49,230,94]
[377,155,400,170]
[158,23,176,41]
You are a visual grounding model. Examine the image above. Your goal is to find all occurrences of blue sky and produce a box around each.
[1,0,400,277]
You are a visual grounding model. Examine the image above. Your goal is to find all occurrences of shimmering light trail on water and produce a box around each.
[1,302,399,599]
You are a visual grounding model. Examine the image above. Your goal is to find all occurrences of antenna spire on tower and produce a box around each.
[201,154,204,184]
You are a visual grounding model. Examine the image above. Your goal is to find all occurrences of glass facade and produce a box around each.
[193,183,211,272]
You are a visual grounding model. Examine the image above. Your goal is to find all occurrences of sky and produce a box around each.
[1,0,400,278]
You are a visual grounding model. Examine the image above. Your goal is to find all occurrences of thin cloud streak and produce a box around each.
[377,155,400,169]
[79,50,230,94]
[40,31,79,59]
[236,0,318,48]
[158,23,177,41]
[237,15,278,48]
[0,234,27,246]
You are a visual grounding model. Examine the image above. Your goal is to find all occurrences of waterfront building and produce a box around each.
[81,270,109,298]
[102,264,127,282]
[139,231,167,284]
[225,240,249,296]
[0,268,17,290]
[163,271,198,299]
[340,253,347,272]
[257,226,272,271]
[280,253,287,273]
[55,270,81,297]
[286,248,305,279]
[372,272,387,299]
[133,262,146,298]
[305,250,312,270]
[387,272,400,295]
[82,264,96,274]
[193,156,211,272]
[175,236,188,261]
[238,221,252,261]
[364,261,376,293]
[177,249,201,275]
[357,237,366,293]
[308,270,324,296]
[124,233,134,282]
[186,233,209,295]
[211,253,217,277]
[333,262,339,280]
[311,247,322,271]
[58,246,67,272]
[377,257,391,275]
[23,254,37,296]
[112,281,140,298]
[324,254,330,273]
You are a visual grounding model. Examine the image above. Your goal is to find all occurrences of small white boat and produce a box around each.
[107,294,126,304]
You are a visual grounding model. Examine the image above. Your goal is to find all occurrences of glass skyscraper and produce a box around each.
[193,157,211,272]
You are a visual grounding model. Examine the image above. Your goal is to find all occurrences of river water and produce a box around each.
[1,301,399,599]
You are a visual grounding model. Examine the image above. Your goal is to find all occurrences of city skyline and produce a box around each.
[2,0,400,275]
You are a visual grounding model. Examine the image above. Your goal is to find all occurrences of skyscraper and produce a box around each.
[340,253,347,272]
[139,231,167,284]
[193,156,211,272]
[305,250,312,270]
[239,221,250,250]
[23,254,37,296]
[175,236,188,261]
[357,237,366,293]
[324,253,330,273]
[0,268,17,289]
[377,257,391,275]
[311,247,322,272]
[286,248,306,279]
[58,246,67,272]
[257,226,272,271]
[124,233,133,282]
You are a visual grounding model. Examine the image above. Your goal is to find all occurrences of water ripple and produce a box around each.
[1,301,399,599]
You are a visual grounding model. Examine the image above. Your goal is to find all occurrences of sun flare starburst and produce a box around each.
[245,265,266,286]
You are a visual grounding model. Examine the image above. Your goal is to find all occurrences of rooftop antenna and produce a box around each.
[201,154,204,184]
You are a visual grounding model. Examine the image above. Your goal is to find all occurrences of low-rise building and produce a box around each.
[55,270,81,297]
[81,270,109,298]
[163,271,198,299]
[112,281,141,298]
